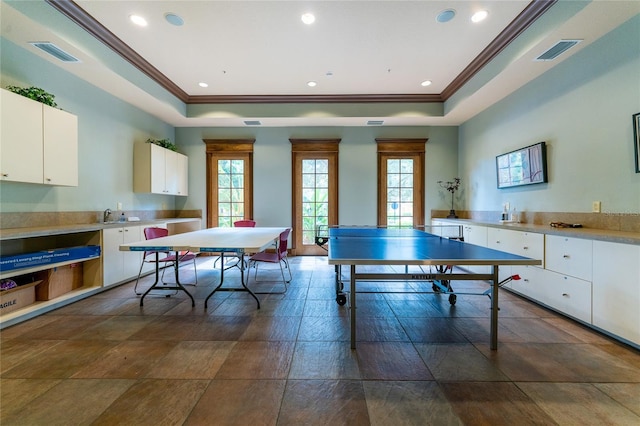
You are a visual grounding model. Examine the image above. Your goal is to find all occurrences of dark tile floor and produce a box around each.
[1,256,639,425]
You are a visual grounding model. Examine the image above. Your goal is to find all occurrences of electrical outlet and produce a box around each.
[592,201,601,213]
[117,202,123,210]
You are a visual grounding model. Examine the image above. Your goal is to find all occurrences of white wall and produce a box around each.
[176,126,459,227]
[458,15,640,216]
[0,38,176,214]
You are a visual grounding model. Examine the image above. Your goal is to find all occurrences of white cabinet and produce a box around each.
[510,264,542,299]
[43,106,78,186]
[538,269,592,323]
[176,153,188,196]
[134,140,188,196]
[462,224,489,273]
[429,220,461,238]
[102,226,143,286]
[545,235,592,281]
[488,228,544,267]
[592,241,640,345]
[0,89,78,186]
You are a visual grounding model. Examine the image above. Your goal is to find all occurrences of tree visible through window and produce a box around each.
[217,159,245,227]
[302,159,329,244]
[204,139,254,229]
[386,158,414,228]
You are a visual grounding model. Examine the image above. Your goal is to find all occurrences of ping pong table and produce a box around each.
[325,226,541,350]
[120,226,289,309]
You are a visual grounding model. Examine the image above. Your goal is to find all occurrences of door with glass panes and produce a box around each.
[377,145,425,229]
[292,147,338,255]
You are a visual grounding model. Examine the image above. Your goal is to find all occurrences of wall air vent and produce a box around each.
[534,39,582,61]
[30,42,80,63]
[367,120,384,126]
[243,120,262,126]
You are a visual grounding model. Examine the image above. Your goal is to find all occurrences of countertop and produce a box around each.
[0,218,201,241]
[432,218,640,246]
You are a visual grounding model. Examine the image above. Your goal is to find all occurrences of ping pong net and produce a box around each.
[315,224,462,250]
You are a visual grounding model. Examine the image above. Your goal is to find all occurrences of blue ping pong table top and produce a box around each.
[327,227,540,266]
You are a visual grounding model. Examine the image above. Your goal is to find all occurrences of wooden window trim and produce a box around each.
[290,139,340,255]
[376,139,427,228]
[204,139,254,228]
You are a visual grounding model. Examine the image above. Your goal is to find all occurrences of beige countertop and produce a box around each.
[432,218,640,246]
[0,218,201,241]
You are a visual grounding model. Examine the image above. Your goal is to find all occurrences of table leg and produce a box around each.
[350,264,357,350]
[205,252,260,309]
[140,251,195,307]
[490,265,499,350]
[140,252,160,307]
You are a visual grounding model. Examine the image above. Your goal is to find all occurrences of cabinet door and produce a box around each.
[43,105,78,186]
[150,143,167,194]
[463,225,489,273]
[538,269,592,324]
[122,226,143,279]
[510,264,541,300]
[176,153,188,196]
[593,241,640,345]
[164,149,178,195]
[545,235,592,281]
[103,227,124,286]
[0,89,43,184]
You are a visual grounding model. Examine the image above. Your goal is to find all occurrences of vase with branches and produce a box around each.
[438,177,461,218]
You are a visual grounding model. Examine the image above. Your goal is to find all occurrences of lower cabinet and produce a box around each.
[537,269,592,324]
[592,240,640,345]
[102,226,143,286]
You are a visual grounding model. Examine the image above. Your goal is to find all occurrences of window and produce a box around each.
[204,139,254,228]
[291,139,339,255]
[377,139,426,228]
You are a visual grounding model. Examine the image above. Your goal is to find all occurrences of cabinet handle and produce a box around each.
[523,279,529,282]
[523,246,528,250]
[562,293,569,297]
[1,173,8,177]
[563,255,570,259]
[496,240,500,244]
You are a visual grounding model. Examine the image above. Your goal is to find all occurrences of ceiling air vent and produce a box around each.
[367,120,384,126]
[30,42,80,63]
[534,39,582,61]
[243,120,262,126]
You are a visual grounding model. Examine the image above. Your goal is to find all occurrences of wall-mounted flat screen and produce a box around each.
[496,142,548,189]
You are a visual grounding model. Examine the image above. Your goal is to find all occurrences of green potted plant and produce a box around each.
[6,85,57,108]
[146,138,177,152]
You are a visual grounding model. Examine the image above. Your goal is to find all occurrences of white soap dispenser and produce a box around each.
[510,208,519,223]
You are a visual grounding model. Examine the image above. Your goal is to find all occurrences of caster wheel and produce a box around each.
[448,294,457,305]
[336,294,347,306]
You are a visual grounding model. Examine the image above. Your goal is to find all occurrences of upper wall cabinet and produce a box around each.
[0,89,78,186]
[133,140,188,196]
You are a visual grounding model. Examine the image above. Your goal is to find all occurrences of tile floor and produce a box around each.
[1,256,640,425]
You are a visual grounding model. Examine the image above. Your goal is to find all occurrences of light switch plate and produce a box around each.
[592,201,601,213]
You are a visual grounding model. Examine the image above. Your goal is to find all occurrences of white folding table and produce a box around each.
[120,226,289,308]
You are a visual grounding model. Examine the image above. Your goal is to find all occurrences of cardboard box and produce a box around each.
[0,282,37,315]
[36,263,83,301]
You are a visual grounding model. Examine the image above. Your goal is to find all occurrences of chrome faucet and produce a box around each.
[103,208,112,223]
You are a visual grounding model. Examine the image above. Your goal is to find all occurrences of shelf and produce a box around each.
[0,256,99,280]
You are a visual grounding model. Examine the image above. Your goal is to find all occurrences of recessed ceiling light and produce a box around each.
[421,80,432,87]
[471,10,488,23]
[129,15,148,27]
[301,13,315,25]
[436,9,456,23]
[198,82,208,88]
[165,13,184,26]
[307,81,317,87]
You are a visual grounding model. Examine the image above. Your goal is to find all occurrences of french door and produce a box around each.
[377,139,426,228]
[291,139,339,255]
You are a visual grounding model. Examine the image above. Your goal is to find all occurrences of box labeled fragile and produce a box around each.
[0,282,37,315]
[36,263,83,301]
